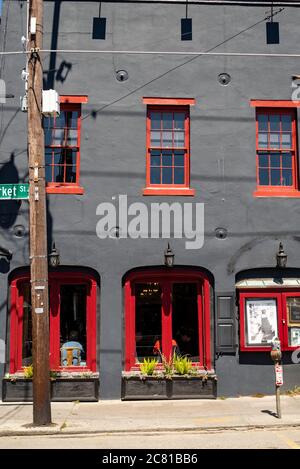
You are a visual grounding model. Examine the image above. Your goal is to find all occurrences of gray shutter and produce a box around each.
[216,293,236,353]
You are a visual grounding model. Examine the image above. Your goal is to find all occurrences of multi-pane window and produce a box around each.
[239,289,300,352]
[143,99,195,195]
[256,109,298,192]
[149,110,187,185]
[43,96,88,194]
[44,105,80,189]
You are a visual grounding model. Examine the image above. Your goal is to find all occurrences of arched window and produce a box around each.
[124,268,213,371]
[9,270,98,373]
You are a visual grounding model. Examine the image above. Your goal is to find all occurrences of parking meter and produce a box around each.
[271,337,282,363]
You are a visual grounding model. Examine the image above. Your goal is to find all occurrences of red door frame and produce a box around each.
[124,268,212,371]
[9,271,97,373]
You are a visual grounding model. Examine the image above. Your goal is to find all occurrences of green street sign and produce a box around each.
[0,183,29,200]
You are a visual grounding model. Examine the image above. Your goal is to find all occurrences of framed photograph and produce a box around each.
[245,299,278,346]
[289,327,300,347]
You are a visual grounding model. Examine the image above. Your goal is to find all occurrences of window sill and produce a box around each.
[253,190,300,198]
[46,185,85,195]
[143,187,195,196]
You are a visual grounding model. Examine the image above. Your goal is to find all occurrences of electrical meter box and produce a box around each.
[42,89,60,116]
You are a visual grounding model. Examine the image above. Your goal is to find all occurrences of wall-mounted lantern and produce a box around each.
[164,243,174,268]
[49,242,60,268]
[276,242,287,269]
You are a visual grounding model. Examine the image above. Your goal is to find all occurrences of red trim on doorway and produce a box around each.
[124,268,213,372]
[9,271,97,373]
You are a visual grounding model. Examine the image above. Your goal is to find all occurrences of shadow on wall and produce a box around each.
[0,153,21,229]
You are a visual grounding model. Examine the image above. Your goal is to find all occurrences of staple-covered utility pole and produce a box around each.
[27,0,52,425]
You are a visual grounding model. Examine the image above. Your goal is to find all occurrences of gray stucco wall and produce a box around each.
[0,0,300,399]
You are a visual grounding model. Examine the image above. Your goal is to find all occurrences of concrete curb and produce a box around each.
[1,422,300,438]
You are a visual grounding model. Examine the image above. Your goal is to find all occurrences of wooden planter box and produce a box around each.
[122,375,217,400]
[2,378,99,402]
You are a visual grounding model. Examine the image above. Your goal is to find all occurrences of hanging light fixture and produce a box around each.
[164,243,175,268]
[266,2,280,44]
[181,0,192,41]
[276,242,287,269]
[49,242,60,268]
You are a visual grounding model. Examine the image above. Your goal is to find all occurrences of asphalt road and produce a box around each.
[0,428,300,449]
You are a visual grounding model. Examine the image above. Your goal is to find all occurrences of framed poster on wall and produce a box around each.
[245,299,278,346]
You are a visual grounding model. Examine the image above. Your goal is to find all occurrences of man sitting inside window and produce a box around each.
[61,330,84,366]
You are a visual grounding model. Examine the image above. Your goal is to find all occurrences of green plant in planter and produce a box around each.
[173,355,193,375]
[23,364,33,379]
[161,353,174,378]
[140,358,158,376]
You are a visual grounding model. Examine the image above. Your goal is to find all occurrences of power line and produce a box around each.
[2,49,300,58]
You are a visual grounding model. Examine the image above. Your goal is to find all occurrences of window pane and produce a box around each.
[259,168,269,185]
[55,112,66,128]
[245,299,278,346]
[22,284,32,366]
[174,113,185,130]
[150,150,160,166]
[174,131,184,147]
[150,167,160,184]
[53,165,65,182]
[65,165,77,183]
[257,114,268,131]
[271,169,281,185]
[162,167,172,184]
[60,285,87,366]
[286,298,300,347]
[281,114,292,131]
[162,113,173,129]
[53,149,64,164]
[258,132,268,148]
[66,129,78,145]
[270,153,280,168]
[135,283,162,362]
[270,115,280,131]
[64,149,77,166]
[53,129,65,145]
[151,131,161,147]
[174,167,185,184]
[258,153,269,167]
[282,169,293,186]
[150,112,161,130]
[282,152,292,168]
[270,133,280,149]
[172,283,199,362]
[162,152,172,166]
[69,111,78,129]
[162,131,172,147]
[281,133,292,149]
[174,151,184,166]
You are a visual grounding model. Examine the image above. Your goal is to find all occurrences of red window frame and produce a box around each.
[124,268,212,371]
[45,96,88,195]
[250,101,300,197]
[142,98,195,196]
[239,288,300,352]
[9,271,97,374]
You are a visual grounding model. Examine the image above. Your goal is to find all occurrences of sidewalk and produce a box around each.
[0,395,300,436]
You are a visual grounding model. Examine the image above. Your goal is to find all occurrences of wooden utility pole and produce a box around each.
[27,0,52,425]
